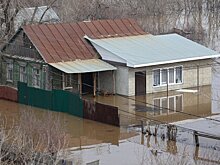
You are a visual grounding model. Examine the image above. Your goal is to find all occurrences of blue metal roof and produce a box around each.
[85,34,220,68]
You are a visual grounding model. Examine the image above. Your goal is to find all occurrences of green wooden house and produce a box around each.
[0,19,143,95]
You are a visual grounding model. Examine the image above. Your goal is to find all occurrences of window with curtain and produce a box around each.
[161,69,167,85]
[6,62,13,81]
[153,69,160,86]
[20,66,26,82]
[169,68,174,84]
[153,66,183,87]
[33,68,40,88]
[176,66,182,83]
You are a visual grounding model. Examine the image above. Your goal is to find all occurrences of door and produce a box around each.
[82,73,93,94]
[135,71,146,96]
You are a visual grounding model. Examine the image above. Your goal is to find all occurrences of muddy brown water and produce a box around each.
[89,86,213,126]
[0,85,219,164]
[0,99,137,148]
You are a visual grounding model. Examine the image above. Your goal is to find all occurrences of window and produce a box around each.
[20,66,26,82]
[33,68,40,87]
[161,69,168,85]
[176,66,182,83]
[65,74,72,87]
[6,62,13,81]
[153,66,183,87]
[153,69,160,86]
[169,68,174,84]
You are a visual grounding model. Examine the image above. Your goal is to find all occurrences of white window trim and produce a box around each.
[152,65,183,87]
[153,94,183,115]
[19,66,26,82]
[6,62,13,82]
[64,74,73,89]
[32,68,40,88]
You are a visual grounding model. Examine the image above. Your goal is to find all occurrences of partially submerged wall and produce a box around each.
[126,59,212,95]
[0,85,18,102]
[83,100,119,126]
[212,58,220,114]
[115,66,129,95]
[99,71,115,94]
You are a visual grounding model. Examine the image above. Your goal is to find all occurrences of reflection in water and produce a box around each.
[92,86,212,126]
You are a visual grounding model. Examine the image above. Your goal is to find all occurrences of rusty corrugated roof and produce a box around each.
[23,18,147,63]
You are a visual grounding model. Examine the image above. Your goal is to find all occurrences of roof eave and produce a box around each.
[132,54,220,68]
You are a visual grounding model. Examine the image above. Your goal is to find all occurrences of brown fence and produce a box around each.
[83,99,120,126]
[0,86,18,102]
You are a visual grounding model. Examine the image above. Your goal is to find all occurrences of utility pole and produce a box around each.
[197,65,199,92]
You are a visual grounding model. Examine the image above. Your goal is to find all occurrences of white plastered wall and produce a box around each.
[115,66,129,95]
[126,59,212,96]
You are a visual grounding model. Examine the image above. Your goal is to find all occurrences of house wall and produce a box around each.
[2,30,43,60]
[125,59,212,96]
[212,58,220,114]
[0,56,47,89]
[115,66,129,95]
[99,71,115,94]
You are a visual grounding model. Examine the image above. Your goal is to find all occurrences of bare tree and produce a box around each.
[0,110,69,164]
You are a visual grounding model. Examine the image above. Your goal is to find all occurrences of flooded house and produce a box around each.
[1,18,219,97]
[86,33,220,96]
[0,19,146,96]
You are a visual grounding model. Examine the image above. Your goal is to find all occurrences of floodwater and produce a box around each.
[90,85,213,126]
[85,85,220,164]
[0,85,219,164]
[0,99,137,148]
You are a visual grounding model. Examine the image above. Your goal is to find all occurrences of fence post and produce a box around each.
[167,125,171,140]
[194,131,199,146]
[141,120,145,134]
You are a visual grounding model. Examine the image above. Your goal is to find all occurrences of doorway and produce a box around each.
[135,71,146,96]
[82,73,94,94]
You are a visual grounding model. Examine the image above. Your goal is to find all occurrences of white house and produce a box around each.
[85,34,220,96]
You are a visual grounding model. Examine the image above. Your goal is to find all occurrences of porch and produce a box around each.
[49,59,117,96]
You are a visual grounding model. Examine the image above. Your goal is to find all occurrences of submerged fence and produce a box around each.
[17,82,119,126]
[0,85,18,102]
[18,82,83,117]
[83,100,120,126]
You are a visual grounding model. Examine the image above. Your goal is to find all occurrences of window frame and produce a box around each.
[175,66,183,84]
[19,66,27,83]
[64,74,72,88]
[6,62,13,82]
[152,65,183,87]
[32,68,40,88]
[153,69,160,86]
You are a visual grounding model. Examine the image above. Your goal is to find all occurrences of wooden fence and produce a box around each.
[0,85,17,102]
